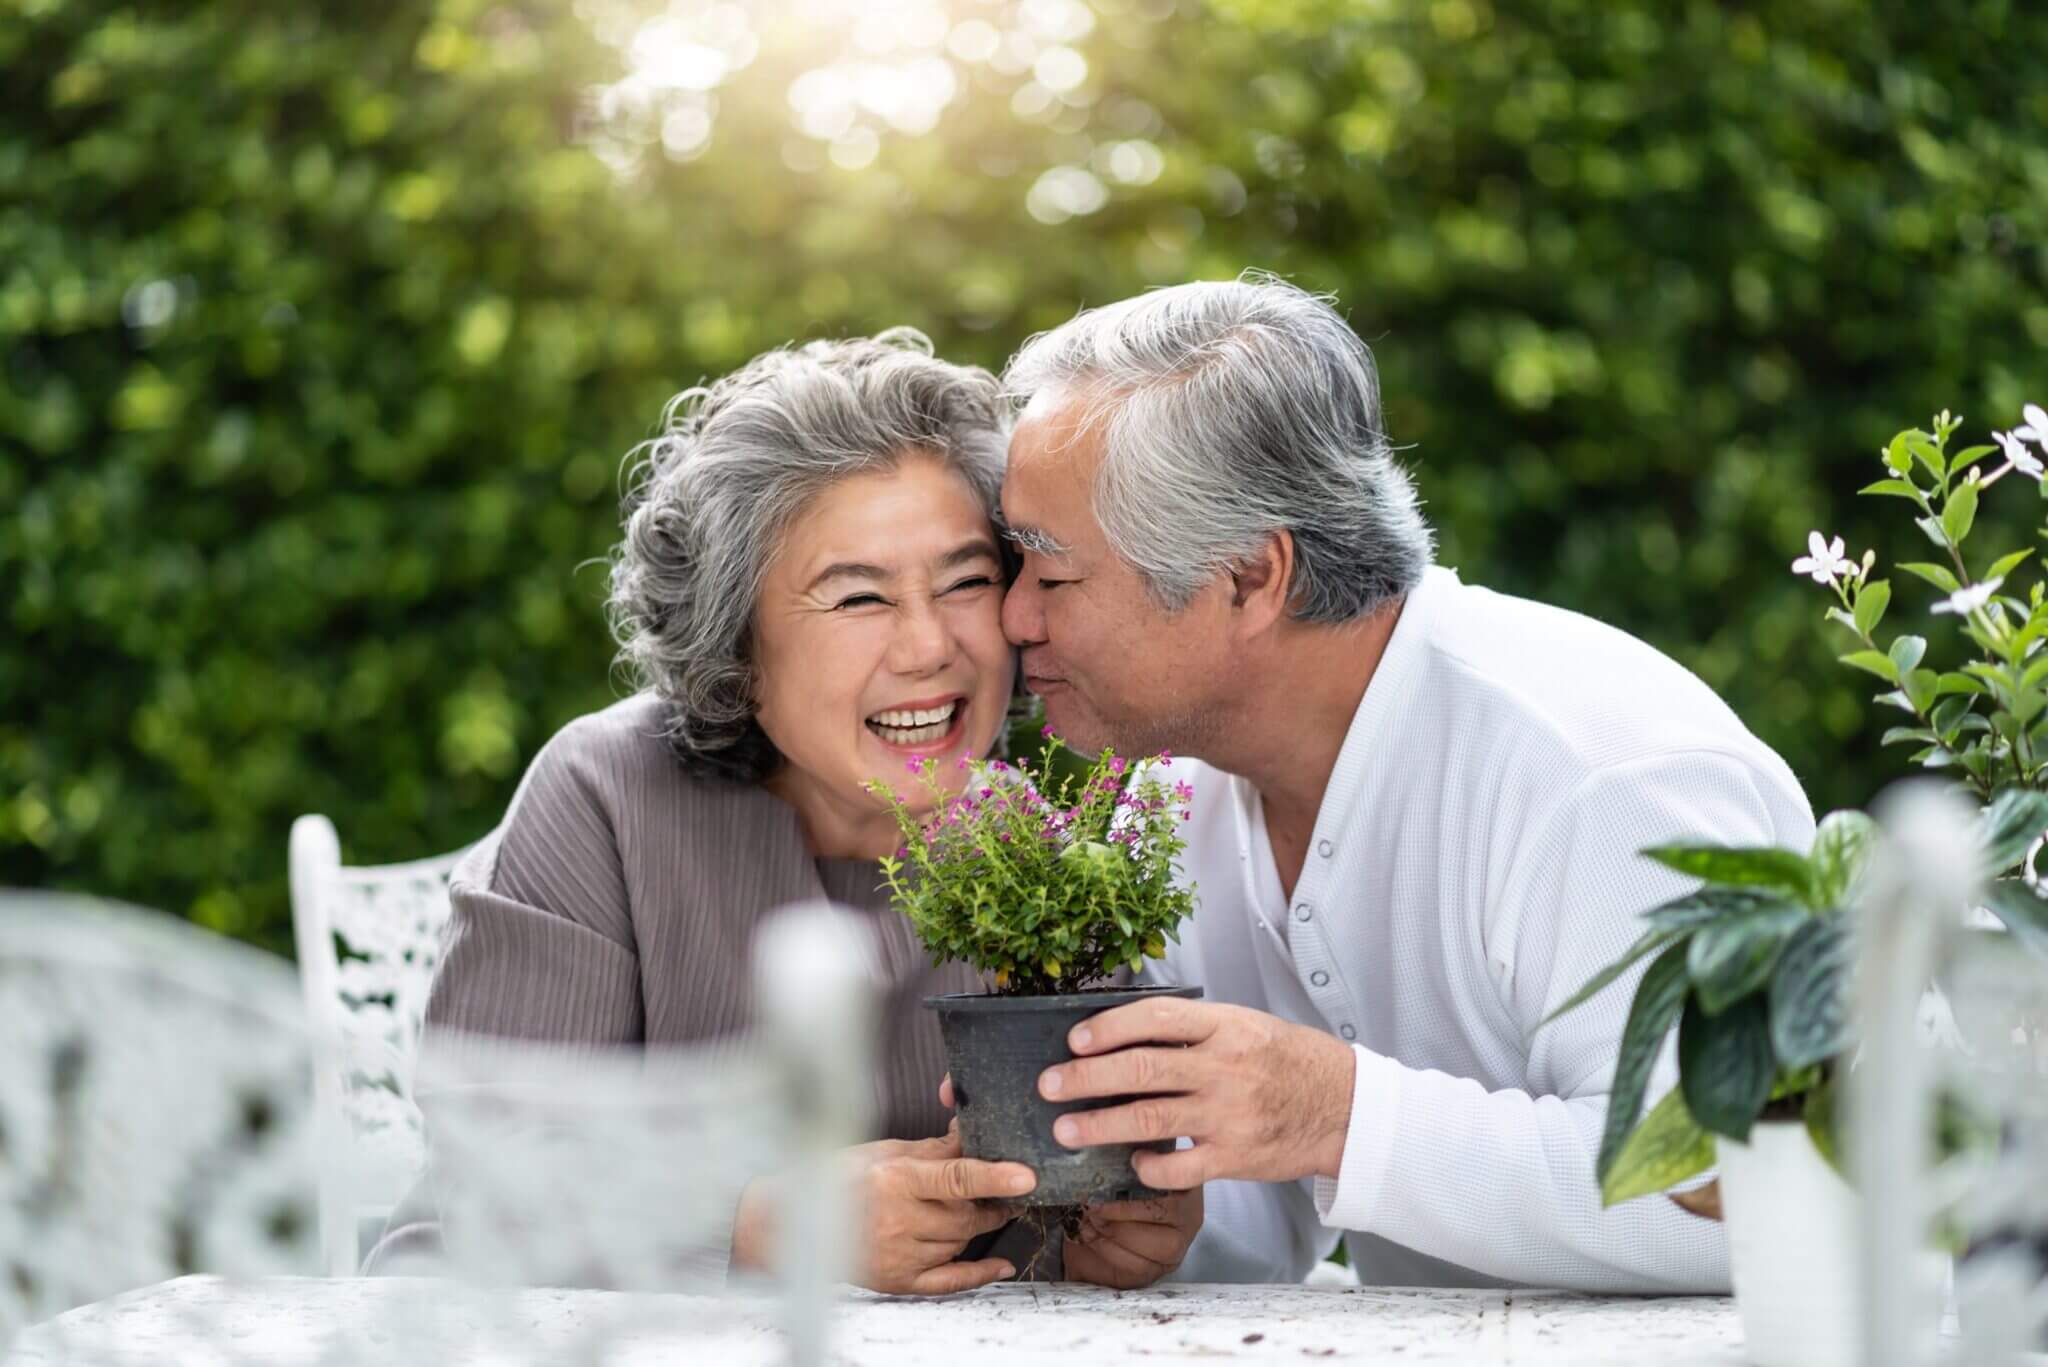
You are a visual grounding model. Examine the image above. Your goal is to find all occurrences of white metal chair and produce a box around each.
[0,892,326,1354]
[1854,783,2048,1366]
[287,813,470,1276]
[6,893,873,1367]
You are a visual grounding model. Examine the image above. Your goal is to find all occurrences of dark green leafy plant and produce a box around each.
[868,737,1195,996]
[1552,792,2048,1208]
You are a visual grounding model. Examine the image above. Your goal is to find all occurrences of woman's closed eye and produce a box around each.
[833,577,990,609]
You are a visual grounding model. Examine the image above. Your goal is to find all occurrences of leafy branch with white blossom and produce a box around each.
[1795,403,2048,955]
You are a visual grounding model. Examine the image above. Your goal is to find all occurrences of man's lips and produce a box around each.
[1021,655,1067,691]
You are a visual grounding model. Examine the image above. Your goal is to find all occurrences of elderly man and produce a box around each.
[996,274,1813,1291]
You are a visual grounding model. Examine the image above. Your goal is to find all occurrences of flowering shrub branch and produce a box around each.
[1797,403,2048,958]
[867,734,1197,996]
[1800,406,2048,802]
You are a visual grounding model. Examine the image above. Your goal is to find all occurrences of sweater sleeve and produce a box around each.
[1311,749,1812,1293]
[423,719,644,1045]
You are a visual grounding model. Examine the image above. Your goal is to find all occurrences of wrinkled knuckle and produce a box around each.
[1133,1098,1172,1139]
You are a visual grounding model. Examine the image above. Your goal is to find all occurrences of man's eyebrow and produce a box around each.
[1002,524,1071,557]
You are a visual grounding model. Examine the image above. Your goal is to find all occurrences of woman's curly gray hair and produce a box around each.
[607,328,1009,784]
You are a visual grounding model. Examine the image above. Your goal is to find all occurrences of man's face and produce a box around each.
[1000,390,1234,759]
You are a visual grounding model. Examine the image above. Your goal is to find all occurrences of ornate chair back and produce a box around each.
[287,812,468,1275]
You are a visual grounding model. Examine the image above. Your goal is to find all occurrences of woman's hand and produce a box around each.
[733,1130,1037,1296]
[1063,1188,1204,1289]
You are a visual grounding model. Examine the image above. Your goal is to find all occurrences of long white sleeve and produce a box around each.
[1310,750,1798,1293]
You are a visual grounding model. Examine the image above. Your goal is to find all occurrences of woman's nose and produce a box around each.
[890,599,956,675]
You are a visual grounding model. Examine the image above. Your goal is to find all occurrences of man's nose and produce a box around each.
[1001,574,1045,648]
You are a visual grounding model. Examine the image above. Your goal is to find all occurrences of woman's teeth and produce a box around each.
[868,701,958,745]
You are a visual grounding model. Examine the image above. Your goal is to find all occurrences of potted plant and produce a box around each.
[1543,813,1885,1367]
[869,733,1200,1209]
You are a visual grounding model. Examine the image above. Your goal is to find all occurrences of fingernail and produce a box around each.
[1071,1026,1092,1050]
[1010,1169,1035,1194]
[1040,1069,1063,1098]
[1054,1116,1079,1146]
[997,1262,1017,1280]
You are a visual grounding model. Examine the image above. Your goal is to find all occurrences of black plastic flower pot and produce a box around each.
[925,983,1203,1207]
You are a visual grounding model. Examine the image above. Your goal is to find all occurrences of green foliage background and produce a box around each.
[5,0,2045,953]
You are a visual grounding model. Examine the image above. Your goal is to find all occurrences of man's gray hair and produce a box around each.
[607,329,1008,784]
[1002,272,1432,622]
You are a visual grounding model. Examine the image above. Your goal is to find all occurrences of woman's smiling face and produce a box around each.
[752,448,1014,849]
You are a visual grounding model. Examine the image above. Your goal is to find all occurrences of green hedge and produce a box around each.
[5,0,2044,953]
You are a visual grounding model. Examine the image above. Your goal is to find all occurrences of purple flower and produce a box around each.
[1041,723,1056,739]
[1173,781,1194,802]
[904,758,924,775]
[980,786,995,799]
[1110,756,1128,776]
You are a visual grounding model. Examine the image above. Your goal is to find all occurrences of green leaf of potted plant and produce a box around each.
[868,734,1200,1207]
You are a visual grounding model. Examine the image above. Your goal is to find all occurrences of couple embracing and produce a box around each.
[374,273,1810,1294]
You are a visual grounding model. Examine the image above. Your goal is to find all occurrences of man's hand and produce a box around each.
[1035,999,1357,1189]
[733,1130,1036,1296]
[1064,1188,1203,1289]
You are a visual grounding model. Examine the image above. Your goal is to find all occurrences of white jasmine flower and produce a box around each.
[1791,531,1852,585]
[1995,429,2044,479]
[2017,403,2048,456]
[1931,577,2003,616]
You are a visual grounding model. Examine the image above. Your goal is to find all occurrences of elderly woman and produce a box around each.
[368,331,1049,1293]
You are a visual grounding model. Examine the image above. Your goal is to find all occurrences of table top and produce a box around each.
[7,1275,1747,1365]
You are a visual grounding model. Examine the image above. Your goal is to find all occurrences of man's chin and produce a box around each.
[1040,695,1113,755]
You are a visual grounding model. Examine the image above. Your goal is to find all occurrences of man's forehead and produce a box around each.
[1009,390,1108,481]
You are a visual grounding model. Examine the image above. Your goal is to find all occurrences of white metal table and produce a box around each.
[6,1275,1747,1365]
